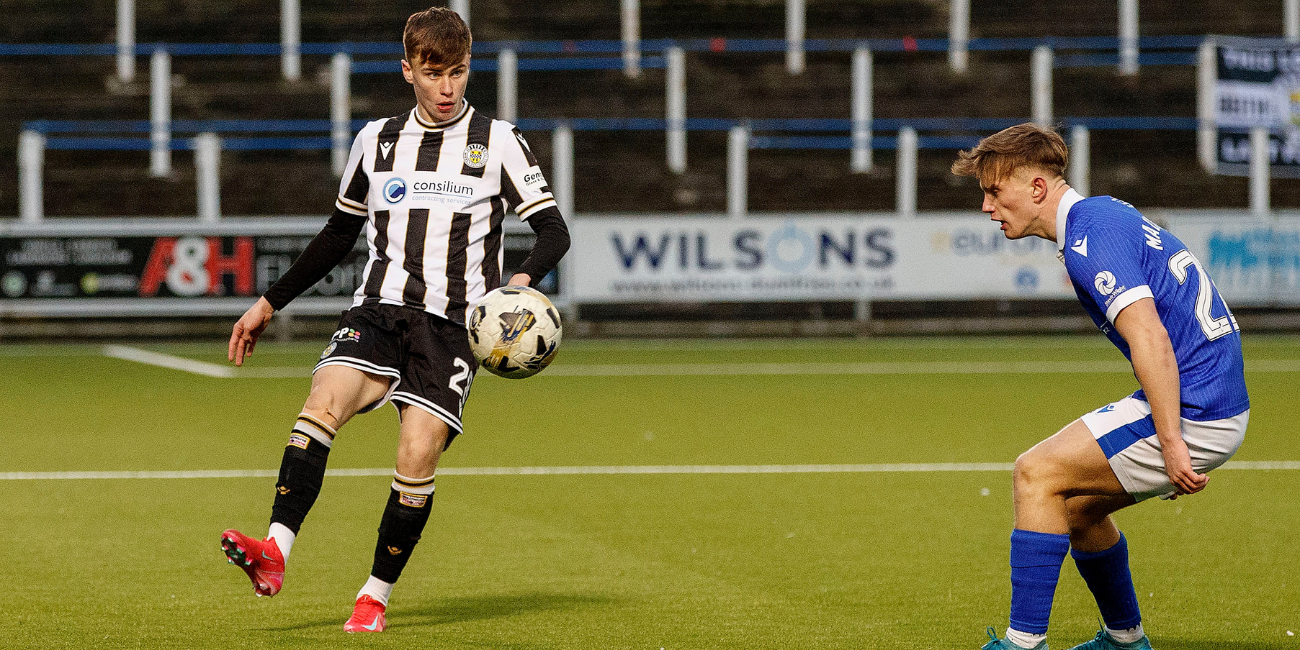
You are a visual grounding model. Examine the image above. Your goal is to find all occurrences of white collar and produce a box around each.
[413,99,470,129]
[1055,187,1084,250]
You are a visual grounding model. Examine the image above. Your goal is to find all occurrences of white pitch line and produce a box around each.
[544,360,1132,376]
[101,345,309,378]
[102,345,234,378]
[96,345,1300,379]
[2,460,1298,481]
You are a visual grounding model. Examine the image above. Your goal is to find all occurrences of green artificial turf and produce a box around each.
[1,335,1297,648]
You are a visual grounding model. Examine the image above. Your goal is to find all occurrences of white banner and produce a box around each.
[569,214,1075,302]
[1214,37,1300,175]
[1165,216,1300,306]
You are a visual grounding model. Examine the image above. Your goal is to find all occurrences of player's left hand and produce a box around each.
[229,297,275,367]
[1161,436,1208,497]
[507,273,531,287]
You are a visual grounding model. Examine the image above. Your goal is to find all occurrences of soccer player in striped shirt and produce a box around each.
[219,6,569,633]
[952,124,1249,650]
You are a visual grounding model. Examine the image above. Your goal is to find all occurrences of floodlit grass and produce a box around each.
[1,335,1297,649]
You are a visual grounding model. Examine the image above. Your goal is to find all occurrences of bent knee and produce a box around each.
[1013,449,1063,493]
[303,387,350,429]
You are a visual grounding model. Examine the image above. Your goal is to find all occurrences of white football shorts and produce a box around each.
[1080,395,1249,502]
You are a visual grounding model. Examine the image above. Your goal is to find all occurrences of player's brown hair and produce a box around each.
[403,6,472,67]
[951,122,1068,187]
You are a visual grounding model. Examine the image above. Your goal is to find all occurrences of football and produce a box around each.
[467,285,563,379]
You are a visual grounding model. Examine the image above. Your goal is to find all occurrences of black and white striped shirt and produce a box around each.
[334,101,557,325]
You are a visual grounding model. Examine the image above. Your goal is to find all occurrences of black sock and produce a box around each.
[269,413,336,534]
[370,473,435,583]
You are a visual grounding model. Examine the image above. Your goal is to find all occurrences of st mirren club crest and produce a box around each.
[463,143,488,168]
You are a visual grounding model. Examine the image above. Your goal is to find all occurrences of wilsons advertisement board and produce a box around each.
[569,214,1076,302]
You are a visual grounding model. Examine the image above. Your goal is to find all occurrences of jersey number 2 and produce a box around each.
[449,358,474,410]
[1168,249,1237,341]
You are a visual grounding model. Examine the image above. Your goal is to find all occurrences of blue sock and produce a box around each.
[1071,533,1142,630]
[1009,529,1071,635]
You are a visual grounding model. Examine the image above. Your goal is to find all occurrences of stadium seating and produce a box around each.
[3,0,1299,219]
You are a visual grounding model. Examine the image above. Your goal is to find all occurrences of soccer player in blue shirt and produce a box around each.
[951,123,1250,650]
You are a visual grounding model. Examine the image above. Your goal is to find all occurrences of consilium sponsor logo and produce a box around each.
[1094,270,1118,295]
[411,179,474,197]
[383,177,407,204]
[609,223,894,274]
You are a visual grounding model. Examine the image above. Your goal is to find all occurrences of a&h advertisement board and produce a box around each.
[569,214,1075,302]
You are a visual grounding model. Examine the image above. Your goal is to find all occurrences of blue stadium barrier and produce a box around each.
[0,34,1224,59]
[1055,52,1199,67]
[28,116,1201,155]
[44,138,156,151]
[25,118,373,135]
[350,55,668,75]
[749,135,984,150]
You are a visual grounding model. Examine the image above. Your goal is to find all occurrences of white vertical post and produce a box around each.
[331,52,351,177]
[451,0,470,26]
[195,133,221,223]
[666,46,687,174]
[896,127,917,219]
[851,46,873,173]
[622,0,641,78]
[1288,0,1300,43]
[281,0,301,81]
[552,123,575,219]
[1197,38,1218,173]
[150,48,172,178]
[786,0,806,74]
[1069,125,1090,197]
[1119,0,1139,76]
[1032,45,1053,126]
[949,0,970,73]
[727,125,749,220]
[116,0,136,83]
[497,49,517,123]
[18,131,45,224]
[1250,126,1270,217]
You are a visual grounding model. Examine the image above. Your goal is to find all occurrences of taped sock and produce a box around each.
[1072,533,1143,632]
[269,413,335,534]
[1008,529,1071,636]
[369,472,435,583]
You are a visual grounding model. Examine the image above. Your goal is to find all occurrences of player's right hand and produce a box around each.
[229,297,275,366]
[1161,436,1208,497]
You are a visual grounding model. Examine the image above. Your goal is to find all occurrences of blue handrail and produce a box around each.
[0,34,1220,58]
[30,115,1202,154]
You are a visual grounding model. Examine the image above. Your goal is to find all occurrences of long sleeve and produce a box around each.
[515,206,570,286]
[261,208,367,310]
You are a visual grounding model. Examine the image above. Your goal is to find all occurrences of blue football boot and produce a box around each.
[982,627,1048,650]
[1064,628,1153,650]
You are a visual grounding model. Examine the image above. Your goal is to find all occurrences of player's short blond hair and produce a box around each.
[951,123,1068,187]
[403,6,472,67]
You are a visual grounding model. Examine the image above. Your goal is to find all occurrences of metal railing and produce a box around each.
[20,116,1245,224]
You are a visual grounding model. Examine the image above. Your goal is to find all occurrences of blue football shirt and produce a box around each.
[1055,189,1249,421]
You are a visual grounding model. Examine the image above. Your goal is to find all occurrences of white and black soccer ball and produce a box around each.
[467,285,562,379]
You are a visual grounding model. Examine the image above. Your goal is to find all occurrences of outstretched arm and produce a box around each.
[227,208,365,366]
[1113,297,1205,496]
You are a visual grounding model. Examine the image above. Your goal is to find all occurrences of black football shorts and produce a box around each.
[315,303,477,440]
